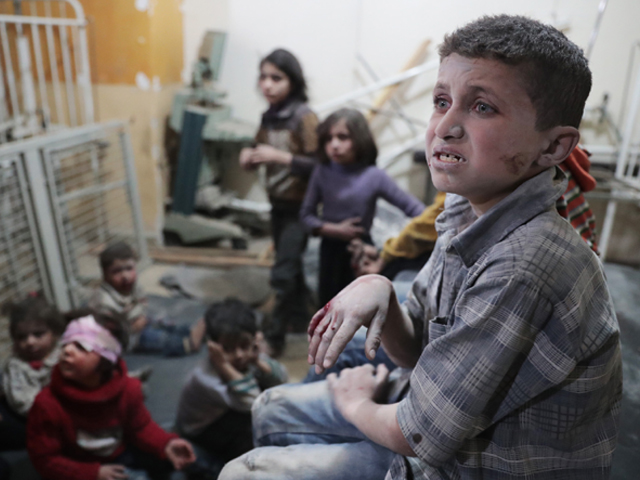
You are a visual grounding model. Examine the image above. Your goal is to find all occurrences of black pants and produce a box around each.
[318,237,356,306]
[0,399,26,452]
[188,410,253,464]
[267,207,311,346]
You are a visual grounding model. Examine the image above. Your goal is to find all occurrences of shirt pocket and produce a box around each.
[428,315,451,342]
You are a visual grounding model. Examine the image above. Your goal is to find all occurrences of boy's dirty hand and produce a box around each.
[253,331,268,357]
[308,274,394,374]
[327,363,390,422]
[165,438,196,470]
[207,340,227,367]
[97,464,128,480]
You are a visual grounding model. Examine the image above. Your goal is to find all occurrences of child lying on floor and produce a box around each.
[89,241,206,356]
[176,298,287,466]
[27,314,196,480]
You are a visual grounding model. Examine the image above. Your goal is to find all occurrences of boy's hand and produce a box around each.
[207,340,227,368]
[251,332,267,362]
[308,274,394,373]
[97,464,128,480]
[327,364,390,423]
[165,438,196,470]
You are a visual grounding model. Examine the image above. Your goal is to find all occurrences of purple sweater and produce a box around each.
[300,162,425,234]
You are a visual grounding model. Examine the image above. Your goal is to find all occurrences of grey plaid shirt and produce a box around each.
[390,167,622,479]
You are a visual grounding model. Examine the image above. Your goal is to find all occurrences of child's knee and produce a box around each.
[218,451,260,480]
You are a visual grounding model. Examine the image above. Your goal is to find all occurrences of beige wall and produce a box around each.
[80,0,184,238]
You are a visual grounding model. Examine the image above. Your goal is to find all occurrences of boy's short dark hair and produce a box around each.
[3,294,66,339]
[204,298,257,345]
[317,108,378,166]
[99,241,137,272]
[439,15,591,130]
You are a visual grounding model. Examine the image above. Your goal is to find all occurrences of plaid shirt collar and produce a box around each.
[437,166,568,268]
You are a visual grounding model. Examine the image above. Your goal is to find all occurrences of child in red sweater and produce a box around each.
[27,314,195,480]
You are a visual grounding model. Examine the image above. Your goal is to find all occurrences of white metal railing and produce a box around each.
[0,0,93,143]
[0,121,147,310]
[597,52,640,260]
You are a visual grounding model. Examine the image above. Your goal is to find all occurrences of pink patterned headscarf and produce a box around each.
[61,315,122,364]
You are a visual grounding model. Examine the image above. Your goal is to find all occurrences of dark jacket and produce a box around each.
[255,99,319,208]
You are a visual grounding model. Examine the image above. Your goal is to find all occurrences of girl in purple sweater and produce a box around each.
[300,108,425,305]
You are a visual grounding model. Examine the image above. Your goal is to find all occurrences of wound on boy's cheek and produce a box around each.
[500,153,529,175]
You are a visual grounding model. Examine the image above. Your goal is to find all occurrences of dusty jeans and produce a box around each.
[218,381,395,480]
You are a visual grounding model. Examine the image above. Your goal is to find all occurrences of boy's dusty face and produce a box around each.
[220,331,259,373]
[13,320,56,362]
[104,258,137,296]
[426,54,549,215]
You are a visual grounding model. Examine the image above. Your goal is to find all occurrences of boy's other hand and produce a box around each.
[165,438,196,470]
[251,331,269,364]
[308,274,394,374]
[327,364,390,423]
[97,464,128,480]
[207,340,227,368]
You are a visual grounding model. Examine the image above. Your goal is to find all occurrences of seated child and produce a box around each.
[220,15,622,480]
[27,314,196,480]
[89,241,205,356]
[175,298,287,464]
[0,295,65,455]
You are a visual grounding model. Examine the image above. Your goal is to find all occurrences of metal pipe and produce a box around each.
[0,22,21,123]
[585,0,609,61]
[356,54,418,135]
[315,59,439,113]
[0,14,84,27]
[58,2,76,126]
[29,1,51,128]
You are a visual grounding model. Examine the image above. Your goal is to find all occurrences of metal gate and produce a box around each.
[0,152,48,304]
[0,0,93,142]
[0,121,147,310]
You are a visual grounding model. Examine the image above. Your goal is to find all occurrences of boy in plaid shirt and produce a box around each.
[221,15,622,480]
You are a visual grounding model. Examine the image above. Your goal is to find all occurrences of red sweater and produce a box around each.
[27,359,177,480]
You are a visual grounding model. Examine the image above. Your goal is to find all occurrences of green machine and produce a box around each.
[165,31,264,247]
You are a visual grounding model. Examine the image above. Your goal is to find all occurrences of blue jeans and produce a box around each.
[218,381,395,480]
[136,320,191,356]
[303,327,397,383]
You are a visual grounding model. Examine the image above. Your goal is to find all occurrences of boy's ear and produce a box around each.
[537,126,581,168]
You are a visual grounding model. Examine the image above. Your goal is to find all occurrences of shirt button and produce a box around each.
[412,433,422,444]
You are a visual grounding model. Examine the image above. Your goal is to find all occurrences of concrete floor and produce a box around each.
[2,259,639,479]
